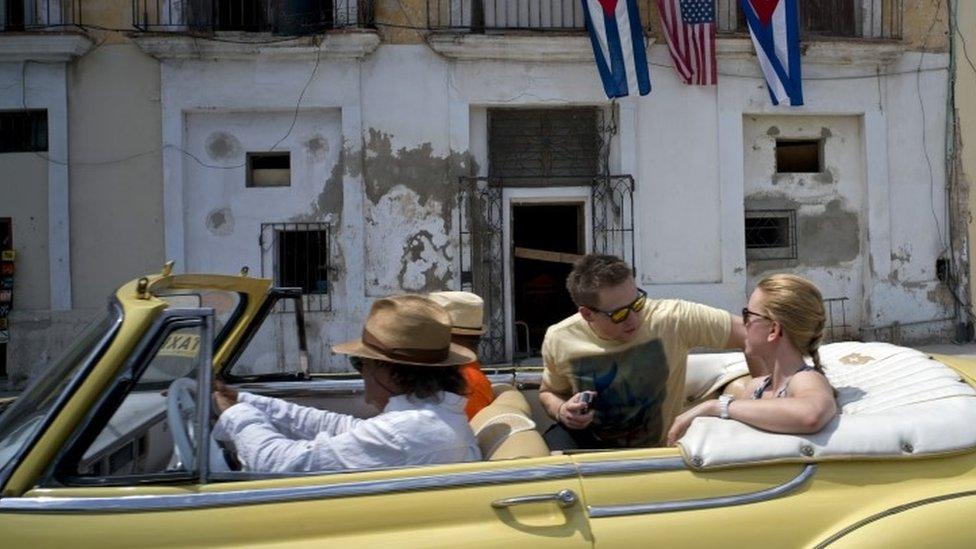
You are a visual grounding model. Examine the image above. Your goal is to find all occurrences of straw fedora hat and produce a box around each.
[428,291,485,336]
[332,295,476,366]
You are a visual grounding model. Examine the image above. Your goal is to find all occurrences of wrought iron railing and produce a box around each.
[132,0,374,33]
[1,0,81,31]
[427,0,653,32]
[717,0,903,40]
[458,174,635,364]
[260,222,332,313]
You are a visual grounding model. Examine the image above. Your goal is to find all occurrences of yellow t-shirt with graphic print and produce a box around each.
[541,299,731,447]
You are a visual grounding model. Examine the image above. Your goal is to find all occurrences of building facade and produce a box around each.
[0,0,967,385]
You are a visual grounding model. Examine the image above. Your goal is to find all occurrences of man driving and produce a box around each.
[212,295,482,472]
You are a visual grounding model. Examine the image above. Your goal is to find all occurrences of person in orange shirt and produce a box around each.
[429,291,494,419]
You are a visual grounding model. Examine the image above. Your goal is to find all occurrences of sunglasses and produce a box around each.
[592,289,648,324]
[349,356,365,372]
[741,308,773,325]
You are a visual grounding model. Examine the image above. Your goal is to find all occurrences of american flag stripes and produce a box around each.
[656,0,717,86]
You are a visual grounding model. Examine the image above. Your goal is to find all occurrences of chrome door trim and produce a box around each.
[0,464,578,513]
[587,464,817,518]
[577,457,686,476]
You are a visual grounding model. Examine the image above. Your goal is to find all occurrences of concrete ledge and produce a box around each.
[0,33,93,62]
[427,32,655,62]
[718,36,908,66]
[131,30,381,60]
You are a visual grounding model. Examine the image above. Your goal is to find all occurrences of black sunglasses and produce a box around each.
[741,308,773,325]
[592,289,648,324]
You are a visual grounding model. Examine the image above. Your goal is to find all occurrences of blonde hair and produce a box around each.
[756,274,827,372]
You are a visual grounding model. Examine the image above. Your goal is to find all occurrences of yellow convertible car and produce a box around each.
[2,267,976,547]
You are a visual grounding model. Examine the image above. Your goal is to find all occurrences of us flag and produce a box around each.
[657,0,717,85]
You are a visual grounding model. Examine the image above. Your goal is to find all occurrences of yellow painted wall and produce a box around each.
[68,1,164,308]
[0,155,50,310]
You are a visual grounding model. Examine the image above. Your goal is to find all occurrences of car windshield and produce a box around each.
[0,306,121,489]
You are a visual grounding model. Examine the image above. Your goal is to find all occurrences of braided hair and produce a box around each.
[756,274,827,374]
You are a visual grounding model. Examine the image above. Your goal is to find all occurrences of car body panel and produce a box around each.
[4,271,976,546]
[5,457,591,548]
[574,447,976,547]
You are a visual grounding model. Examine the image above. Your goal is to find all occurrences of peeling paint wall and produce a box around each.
[744,115,866,334]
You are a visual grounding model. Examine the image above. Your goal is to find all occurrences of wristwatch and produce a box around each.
[719,394,735,419]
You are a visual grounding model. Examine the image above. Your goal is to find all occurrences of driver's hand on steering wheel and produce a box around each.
[212,380,239,415]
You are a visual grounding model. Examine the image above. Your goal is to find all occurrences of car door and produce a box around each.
[572,448,819,546]
[1,299,592,547]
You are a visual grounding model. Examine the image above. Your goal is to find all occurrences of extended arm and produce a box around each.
[667,372,836,445]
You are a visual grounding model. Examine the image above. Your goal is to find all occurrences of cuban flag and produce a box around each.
[581,0,652,99]
[740,0,803,106]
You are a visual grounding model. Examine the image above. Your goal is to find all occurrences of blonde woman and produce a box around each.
[666,274,837,445]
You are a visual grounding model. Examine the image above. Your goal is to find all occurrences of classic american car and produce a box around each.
[2,265,976,547]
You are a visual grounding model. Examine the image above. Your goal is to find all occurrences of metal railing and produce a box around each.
[717,0,903,40]
[132,0,374,34]
[427,0,653,32]
[260,222,332,313]
[1,0,81,31]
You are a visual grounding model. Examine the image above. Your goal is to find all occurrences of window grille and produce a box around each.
[260,222,332,312]
[0,110,47,153]
[488,108,602,186]
[745,209,797,260]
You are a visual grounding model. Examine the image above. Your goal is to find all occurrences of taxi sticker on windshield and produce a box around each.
[159,333,201,358]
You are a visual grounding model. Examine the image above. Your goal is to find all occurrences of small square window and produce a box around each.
[775,139,821,173]
[0,110,47,153]
[745,210,796,260]
[247,152,290,187]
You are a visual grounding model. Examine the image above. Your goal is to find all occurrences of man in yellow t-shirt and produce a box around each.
[539,254,747,450]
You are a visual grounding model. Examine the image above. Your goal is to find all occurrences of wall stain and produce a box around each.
[820,127,833,139]
[398,230,454,291]
[291,143,349,282]
[361,129,478,293]
[305,135,329,161]
[797,199,859,267]
[812,169,835,184]
[205,207,235,237]
[205,131,242,161]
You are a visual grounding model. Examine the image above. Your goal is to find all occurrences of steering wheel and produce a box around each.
[166,377,234,472]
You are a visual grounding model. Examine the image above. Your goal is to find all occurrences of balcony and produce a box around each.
[1,0,80,31]
[132,0,374,34]
[427,0,653,33]
[716,0,903,40]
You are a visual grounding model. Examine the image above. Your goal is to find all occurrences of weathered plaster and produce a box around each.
[361,129,476,295]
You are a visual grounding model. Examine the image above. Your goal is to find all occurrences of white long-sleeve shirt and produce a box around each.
[212,391,481,473]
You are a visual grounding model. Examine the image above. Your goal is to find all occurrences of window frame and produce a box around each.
[260,222,332,312]
[744,209,797,261]
[220,288,311,383]
[46,308,216,488]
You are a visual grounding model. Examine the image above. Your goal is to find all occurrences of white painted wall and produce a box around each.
[152,40,954,366]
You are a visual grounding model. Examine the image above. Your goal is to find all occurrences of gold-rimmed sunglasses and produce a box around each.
[592,289,648,324]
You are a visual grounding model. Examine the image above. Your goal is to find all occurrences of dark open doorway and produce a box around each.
[512,203,585,358]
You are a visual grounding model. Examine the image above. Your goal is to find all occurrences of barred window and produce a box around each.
[0,110,47,153]
[260,223,331,311]
[745,210,796,260]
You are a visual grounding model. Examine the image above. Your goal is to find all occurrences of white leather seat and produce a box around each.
[678,342,976,469]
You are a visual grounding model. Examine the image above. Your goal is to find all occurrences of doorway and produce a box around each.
[510,203,585,358]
